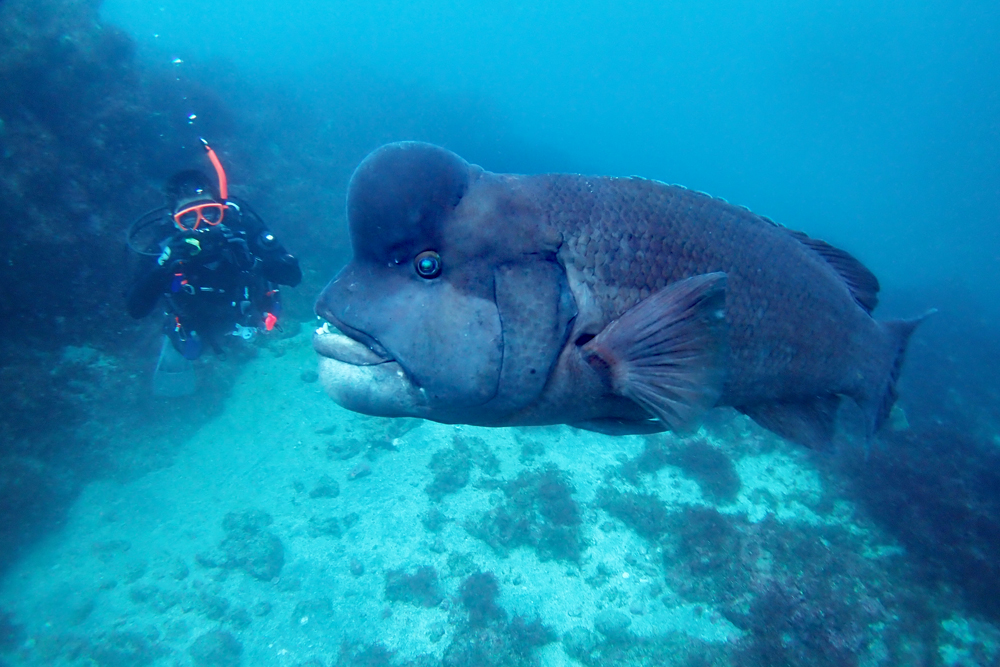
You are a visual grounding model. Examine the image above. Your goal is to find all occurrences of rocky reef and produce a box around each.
[0,0,352,574]
[840,424,1000,621]
[0,0,243,574]
[467,465,584,562]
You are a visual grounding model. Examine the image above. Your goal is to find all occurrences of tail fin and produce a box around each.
[861,311,935,438]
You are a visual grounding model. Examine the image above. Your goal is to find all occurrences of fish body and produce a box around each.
[315,142,922,446]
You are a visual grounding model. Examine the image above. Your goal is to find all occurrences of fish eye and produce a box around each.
[414,250,442,279]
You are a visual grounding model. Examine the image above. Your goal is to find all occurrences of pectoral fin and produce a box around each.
[582,273,728,431]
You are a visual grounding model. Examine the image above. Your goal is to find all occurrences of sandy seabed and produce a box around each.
[1,329,998,667]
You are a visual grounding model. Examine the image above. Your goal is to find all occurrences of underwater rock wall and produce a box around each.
[0,0,215,348]
[0,0,252,573]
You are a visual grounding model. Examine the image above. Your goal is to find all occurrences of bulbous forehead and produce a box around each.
[346,142,470,262]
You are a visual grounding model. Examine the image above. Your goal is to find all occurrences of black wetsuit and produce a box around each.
[127,200,301,358]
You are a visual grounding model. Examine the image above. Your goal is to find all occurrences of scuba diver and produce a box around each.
[127,139,301,396]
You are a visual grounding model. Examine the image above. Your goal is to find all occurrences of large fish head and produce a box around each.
[314,142,575,423]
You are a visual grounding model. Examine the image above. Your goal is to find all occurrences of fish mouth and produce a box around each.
[312,320,392,366]
[312,319,428,417]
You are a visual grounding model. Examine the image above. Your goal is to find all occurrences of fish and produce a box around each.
[313,141,926,447]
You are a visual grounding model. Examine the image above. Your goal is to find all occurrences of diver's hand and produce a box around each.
[158,236,203,266]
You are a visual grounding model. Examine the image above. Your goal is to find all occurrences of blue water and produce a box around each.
[1,0,999,665]
[104,0,1000,298]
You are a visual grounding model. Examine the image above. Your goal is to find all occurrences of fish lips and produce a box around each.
[312,320,390,367]
[312,320,430,418]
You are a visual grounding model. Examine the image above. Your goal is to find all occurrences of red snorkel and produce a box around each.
[199,137,228,200]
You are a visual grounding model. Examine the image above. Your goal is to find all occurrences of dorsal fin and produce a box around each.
[785,229,880,313]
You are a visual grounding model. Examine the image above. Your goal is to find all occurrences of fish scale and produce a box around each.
[536,173,874,406]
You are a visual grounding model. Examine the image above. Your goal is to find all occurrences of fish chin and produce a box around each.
[313,326,427,417]
[317,357,427,417]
